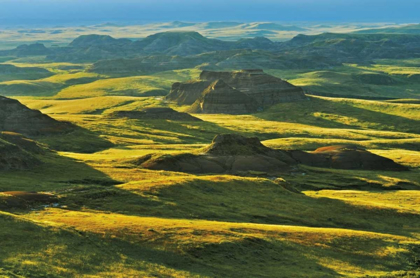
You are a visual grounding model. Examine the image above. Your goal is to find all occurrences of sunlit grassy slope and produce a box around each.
[267,61,420,99]
[0,62,200,98]
[2,56,420,277]
[54,69,201,99]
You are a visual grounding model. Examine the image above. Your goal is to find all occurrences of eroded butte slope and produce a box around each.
[136,135,409,174]
[166,69,306,114]
[137,134,297,174]
[200,69,306,106]
[188,80,258,114]
[288,145,409,171]
[0,96,73,136]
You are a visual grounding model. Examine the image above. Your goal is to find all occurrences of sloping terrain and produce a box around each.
[0,63,53,82]
[0,26,420,278]
[168,69,306,113]
[288,145,409,171]
[138,134,407,174]
[188,80,258,114]
[0,96,73,136]
[108,107,201,121]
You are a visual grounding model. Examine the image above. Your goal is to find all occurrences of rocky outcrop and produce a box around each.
[137,136,408,174]
[167,80,212,105]
[188,80,258,114]
[137,134,297,174]
[0,96,73,136]
[166,70,306,113]
[288,145,408,171]
[200,70,306,107]
[108,107,201,121]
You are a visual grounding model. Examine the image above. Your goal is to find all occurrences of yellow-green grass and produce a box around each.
[0,152,113,192]
[4,61,91,74]
[286,165,419,191]
[54,68,201,99]
[0,71,103,96]
[19,208,420,277]
[305,190,420,214]
[17,96,161,115]
[268,62,420,99]
[264,137,420,152]
[54,75,173,99]
[15,94,420,154]
[0,211,198,278]
[53,174,420,233]
[370,149,420,168]
[348,63,420,76]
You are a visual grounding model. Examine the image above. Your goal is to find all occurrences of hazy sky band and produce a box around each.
[0,0,418,26]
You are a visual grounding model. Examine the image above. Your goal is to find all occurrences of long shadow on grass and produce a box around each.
[0,212,343,277]
[61,175,420,239]
[255,96,420,134]
[0,151,118,192]
[111,118,252,144]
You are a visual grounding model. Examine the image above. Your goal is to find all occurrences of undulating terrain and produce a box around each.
[0,22,419,277]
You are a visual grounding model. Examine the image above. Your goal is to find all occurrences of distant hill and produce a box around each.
[3,31,420,67]
[201,22,244,29]
[69,34,132,48]
[131,31,231,55]
[281,33,420,62]
[88,49,340,74]
[0,64,53,82]
[0,43,52,57]
[354,24,420,34]
[44,31,282,61]
[246,23,306,31]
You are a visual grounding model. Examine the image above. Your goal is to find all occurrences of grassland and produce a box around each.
[268,61,420,99]
[0,54,419,277]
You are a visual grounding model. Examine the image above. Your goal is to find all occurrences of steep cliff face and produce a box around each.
[166,80,212,105]
[200,69,306,107]
[189,80,258,114]
[166,70,306,113]
[0,96,73,136]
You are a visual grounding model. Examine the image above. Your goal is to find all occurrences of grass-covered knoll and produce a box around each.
[268,61,420,99]
[0,62,102,96]
[258,95,420,132]
[0,63,53,82]
[54,69,200,99]
[306,190,420,214]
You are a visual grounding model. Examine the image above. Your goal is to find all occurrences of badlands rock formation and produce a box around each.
[166,69,306,113]
[138,136,408,174]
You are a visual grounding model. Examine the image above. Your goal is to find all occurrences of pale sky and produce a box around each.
[0,0,418,26]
